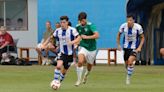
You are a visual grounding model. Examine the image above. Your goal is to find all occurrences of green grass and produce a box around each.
[0,65,164,92]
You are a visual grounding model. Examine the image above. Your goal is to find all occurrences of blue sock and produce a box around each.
[54,69,61,81]
[60,73,65,82]
[127,66,134,76]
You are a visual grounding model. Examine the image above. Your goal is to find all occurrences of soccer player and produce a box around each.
[52,16,80,85]
[117,14,145,85]
[75,12,99,86]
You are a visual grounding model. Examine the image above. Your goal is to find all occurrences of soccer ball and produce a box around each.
[50,80,61,90]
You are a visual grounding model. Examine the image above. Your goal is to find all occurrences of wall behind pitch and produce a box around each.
[38,0,126,48]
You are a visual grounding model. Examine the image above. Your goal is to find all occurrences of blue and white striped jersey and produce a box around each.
[119,23,143,49]
[53,26,79,55]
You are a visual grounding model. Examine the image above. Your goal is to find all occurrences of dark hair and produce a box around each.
[68,21,72,26]
[17,18,23,22]
[56,22,60,24]
[46,21,51,24]
[6,18,10,21]
[127,14,135,19]
[60,16,69,21]
[78,12,87,21]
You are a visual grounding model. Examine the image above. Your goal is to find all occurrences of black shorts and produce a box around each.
[123,48,137,61]
[0,46,15,54]
[57,53,73,69]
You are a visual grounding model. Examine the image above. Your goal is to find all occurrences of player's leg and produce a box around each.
[75,53,86,86]
[54,60,63,81]
[126,52,136,85]
[60,55,73,82]
[60,69,67,82]
[123,49,130,69]
[82,50,96,84]
[82,63,92,84]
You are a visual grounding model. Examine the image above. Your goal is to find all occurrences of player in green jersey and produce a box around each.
[75,12,99,86]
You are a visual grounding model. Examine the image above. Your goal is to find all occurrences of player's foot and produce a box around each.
[82,76,87,84]
[74,80,81,87]
[126,75,130,85]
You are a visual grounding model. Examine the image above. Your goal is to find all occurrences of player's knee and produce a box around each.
[127,60,133,66]
[56,66,61,70]
[77,62,83,67]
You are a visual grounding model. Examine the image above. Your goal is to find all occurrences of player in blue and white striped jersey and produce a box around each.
[52,16,81,86]
[117,14,145,85]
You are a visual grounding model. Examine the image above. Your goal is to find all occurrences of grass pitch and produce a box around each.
[0,65,164,92]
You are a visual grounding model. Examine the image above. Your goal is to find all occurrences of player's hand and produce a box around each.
[81,35,88,39]
[117,45,122,51]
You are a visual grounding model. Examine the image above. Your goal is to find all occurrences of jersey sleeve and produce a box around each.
[139,25,144,35]
[119,23,125,34]
[72,28,79,37]
[53,31,59,46]
[90,24,97,33]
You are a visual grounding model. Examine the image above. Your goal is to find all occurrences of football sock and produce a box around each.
[84,69,90,77]
[54,69,61,81]
[127,66,134,76]
[76,66,83,82]
[60,73,65,82]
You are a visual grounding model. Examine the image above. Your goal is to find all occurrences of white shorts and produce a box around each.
[78,46,97,64]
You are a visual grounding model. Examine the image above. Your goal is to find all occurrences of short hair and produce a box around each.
[6,18,10,21]
[78,12,87,21]
[127,14,135,19]
[46,21,51,24]
[60,16,69,21]
[0,26,6,30]
[17,18,23,22]
[56,22,60,24]
[68,21,72,26]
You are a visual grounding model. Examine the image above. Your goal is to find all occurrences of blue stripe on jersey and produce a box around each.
[123,36,125,46]
[121,28,124,33]
[127,28,132,48]
[70,30,74,51]
[63,45,68,55]
[135,30,139,48]
[128,28,132,34]
[62,30,68,55]
[56,30,59,41]
[122,28,125,46]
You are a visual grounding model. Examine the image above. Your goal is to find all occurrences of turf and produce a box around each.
[0,65,164,92]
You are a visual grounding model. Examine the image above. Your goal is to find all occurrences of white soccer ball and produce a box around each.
[50,80,61,90]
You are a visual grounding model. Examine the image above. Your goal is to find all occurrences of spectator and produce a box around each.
[0,26,15,62]
[36,21,56,65]
[55,22,61,29]
[6,18,14,30]
[16,18,27,30]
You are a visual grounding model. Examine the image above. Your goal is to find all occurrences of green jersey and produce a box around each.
[76,22,97,51]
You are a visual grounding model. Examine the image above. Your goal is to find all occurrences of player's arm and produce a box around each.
[136,34,144,52]
[116,32,122,51]
[0,41,9,49]
[69,35,81,45]
[81,24,99,39]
